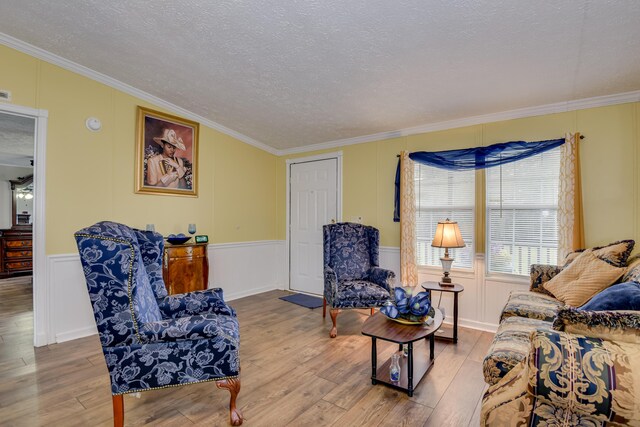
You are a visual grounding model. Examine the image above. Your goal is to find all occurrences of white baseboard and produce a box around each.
[224,285,283,302]
[56,325,97,343]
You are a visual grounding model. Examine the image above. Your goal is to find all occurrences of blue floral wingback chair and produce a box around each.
[323,222,395,337]
[75,221,242,426]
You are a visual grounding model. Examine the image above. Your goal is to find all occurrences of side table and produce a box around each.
[421,281,464,344]
[361,310,443,397]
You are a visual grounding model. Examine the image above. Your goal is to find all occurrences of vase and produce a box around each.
[390,354,401,382]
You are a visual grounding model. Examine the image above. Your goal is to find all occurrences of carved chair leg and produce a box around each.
[329,309,339,338]
[112,395,124,427]
[216,377,243,426]
[323,298,327,318]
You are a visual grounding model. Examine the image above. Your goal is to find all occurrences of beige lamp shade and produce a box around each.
[431,219,466,249]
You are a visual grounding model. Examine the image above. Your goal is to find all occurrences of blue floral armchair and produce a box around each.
[75,221,242,426]
[323,222,395,337]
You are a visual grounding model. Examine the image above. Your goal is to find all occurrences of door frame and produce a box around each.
[0,102,48,346]
[285,151,342,293]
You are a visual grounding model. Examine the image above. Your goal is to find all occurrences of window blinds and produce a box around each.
[414,164,475,268]
[486,147,561,275]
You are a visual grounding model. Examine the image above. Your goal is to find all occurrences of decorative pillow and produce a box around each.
[621,253,640,283]
[562,249,584,268]
[562,239,635,269]
[544,250,625,307]
[529,264,561,296]
[579,281,640,311]
[553,307,640,344]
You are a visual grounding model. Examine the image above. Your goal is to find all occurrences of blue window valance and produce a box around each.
[393,138,565,222]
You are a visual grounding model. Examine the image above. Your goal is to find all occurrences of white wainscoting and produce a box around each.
[207,240,286,300]
[43,240,286,345]
[43,241,524,345]
[379,247,530,333]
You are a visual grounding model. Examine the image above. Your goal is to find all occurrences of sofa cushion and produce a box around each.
[579,281,640,311]
[500,290,564,322]
[333,280,390,309]
[482,316,550,385]
[563,239,635,269]
[544,250,624,307]
[553,307,640,344]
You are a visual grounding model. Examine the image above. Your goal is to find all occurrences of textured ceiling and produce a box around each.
[1,1,639,151]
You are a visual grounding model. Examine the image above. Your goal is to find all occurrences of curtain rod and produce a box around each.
[395,135,586,157]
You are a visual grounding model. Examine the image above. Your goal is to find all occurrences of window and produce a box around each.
[486,147,561,275]
[415,164,475,268]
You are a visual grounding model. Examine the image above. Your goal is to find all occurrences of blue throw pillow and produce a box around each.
[579,281,640,311]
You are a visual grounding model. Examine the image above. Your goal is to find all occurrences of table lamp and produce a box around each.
[431,218,465,286]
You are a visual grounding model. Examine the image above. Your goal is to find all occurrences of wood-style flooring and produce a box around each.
[0,277,492,426]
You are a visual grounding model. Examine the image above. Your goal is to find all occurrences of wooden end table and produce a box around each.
[361,309,443,397]
[421,281,464,344]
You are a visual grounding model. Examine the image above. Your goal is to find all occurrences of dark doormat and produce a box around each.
[279,293,324,309]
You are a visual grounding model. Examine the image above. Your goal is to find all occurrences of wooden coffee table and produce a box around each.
[361,309,443,397]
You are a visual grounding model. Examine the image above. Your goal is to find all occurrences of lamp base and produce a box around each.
[438,281,455,287]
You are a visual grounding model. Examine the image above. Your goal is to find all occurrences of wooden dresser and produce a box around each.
[162,242,209,295]
[0,229,33,277]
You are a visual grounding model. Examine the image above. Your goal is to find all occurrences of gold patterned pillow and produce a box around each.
[563,239,635,269]
[544,250,625,307]
[621,253,640,283]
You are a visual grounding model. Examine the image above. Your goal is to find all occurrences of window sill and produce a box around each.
[417,265,475,279]
[484,272,530,286]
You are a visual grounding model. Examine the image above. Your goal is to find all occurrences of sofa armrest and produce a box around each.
[482,328,640,425]
[366,267,395,292]
[157,288,236,319]
[529,264,561,295]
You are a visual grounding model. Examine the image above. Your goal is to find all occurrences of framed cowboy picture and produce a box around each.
[135,106,199,197]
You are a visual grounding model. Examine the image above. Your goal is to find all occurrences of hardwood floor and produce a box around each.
[0,280,492,426]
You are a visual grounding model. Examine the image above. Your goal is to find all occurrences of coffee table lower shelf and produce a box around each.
[371,339,434,397]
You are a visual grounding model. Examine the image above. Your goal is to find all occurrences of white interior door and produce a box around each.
[289,158,338,295]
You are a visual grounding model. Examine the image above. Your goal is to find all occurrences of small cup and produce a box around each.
[146,224,155,232]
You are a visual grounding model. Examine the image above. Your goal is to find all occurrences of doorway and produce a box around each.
[0,103,47,346]
[287,152,342,295]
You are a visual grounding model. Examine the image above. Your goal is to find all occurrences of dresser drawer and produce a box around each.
[5,250,32,258]
[5,260,32,271]
[5,239,31,248]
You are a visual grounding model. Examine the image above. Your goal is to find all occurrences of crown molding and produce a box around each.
[3,32,639,158]
[0,32,278,155]
[275,89,640,156]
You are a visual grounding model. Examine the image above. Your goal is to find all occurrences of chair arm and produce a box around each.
[529,264,561,295]
[324,266,338,306]
[157,288,236,319]
[366,267,395,291]
[140,313,240,344]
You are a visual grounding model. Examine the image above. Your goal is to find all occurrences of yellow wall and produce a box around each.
[3,42,637,256]
[0,45,278,254]
[278,103,640,250]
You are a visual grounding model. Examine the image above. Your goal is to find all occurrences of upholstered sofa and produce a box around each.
[480,252,640,426]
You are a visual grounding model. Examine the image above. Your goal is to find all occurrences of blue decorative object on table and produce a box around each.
[166,233,191,245]
[381,287,435,324]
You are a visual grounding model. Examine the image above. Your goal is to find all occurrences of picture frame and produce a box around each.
[135,106,199,197]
